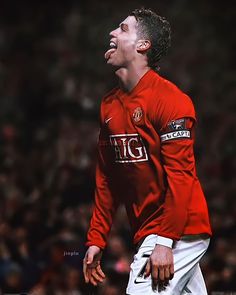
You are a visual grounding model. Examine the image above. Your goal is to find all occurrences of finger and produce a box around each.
[144,259,151,278]
[151,266,158,289]
[96,265,106,278]
[87,268,92,284]
[90,274,98,286]
[158,281,167,292]
[164,266,170,280]
[91,268,104,283]
[87,268,97,286]
[83,258,89,283]
[164,279,169,287]
[158,266,165,281]
[170,264,174,280]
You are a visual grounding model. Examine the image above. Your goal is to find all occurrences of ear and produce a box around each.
[136,40,151,52]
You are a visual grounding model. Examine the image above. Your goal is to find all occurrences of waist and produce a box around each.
[135,233,211,252]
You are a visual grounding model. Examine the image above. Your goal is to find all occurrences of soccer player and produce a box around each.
[83,8,212,295]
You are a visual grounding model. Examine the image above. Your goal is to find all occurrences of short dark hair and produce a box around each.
[130,8,171,71]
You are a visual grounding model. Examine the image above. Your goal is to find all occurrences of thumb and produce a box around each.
[144,259,151,278]
[86,251,94,265]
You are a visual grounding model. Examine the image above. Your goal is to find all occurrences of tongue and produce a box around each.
[105,48,116,60]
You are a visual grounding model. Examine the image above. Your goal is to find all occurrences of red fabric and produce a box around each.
[86,70,212,249]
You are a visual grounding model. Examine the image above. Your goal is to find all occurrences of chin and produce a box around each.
[107,59,121,69]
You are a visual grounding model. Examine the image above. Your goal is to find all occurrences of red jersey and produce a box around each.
[87,70,212,249]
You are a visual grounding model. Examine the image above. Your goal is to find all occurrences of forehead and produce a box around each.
[120,15,138,30]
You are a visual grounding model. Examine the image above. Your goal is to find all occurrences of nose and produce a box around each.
[109,28,118,37]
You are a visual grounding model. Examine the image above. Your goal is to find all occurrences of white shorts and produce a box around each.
[126,234,210,295]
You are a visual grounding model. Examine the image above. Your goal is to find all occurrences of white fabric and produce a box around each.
[126,234,210,295]
[156,236,173,248]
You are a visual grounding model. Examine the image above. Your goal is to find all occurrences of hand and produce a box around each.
[144,244,174,291]
[83,245,105,286]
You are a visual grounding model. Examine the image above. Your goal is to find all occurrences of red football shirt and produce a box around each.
[87,70,212,249]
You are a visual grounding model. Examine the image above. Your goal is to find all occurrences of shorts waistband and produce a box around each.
[135,233,210,251]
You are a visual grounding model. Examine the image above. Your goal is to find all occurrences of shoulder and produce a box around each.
[153,74,195,118]
[148,73,196,130]
[159,75,193,105]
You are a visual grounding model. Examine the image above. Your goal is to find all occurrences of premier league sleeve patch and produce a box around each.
[160,118,192,142]
[167,118,186,130]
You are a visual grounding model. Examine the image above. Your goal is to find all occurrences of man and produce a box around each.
[83,8,212,295]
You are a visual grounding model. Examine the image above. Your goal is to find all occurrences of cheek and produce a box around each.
[120,40,137,57]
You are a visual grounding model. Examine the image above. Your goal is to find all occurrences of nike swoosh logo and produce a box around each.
[105,117,113,124]
[134,278,148,284]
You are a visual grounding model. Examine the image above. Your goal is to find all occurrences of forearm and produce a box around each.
[159,135,195,240]
[87,188,118,249]
[158,171,194,240]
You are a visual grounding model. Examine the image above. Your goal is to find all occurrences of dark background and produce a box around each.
[0,0,235,294]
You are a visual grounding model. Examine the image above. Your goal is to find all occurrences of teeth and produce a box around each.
[110,41,117,49]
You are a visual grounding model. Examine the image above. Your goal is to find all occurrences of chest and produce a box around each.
[103,96,150,164]
[104,96,147,134]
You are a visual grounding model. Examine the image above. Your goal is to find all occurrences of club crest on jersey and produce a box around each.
[132,107,143,123]
[109,133,148,163]
[168,118,186,131]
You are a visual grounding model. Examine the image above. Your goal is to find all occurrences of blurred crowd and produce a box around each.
[0,0,235,294]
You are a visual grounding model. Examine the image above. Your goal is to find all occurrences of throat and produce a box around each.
[116,67,150,93]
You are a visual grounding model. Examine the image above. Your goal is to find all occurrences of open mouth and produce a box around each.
[105,41,117,60]
[109,41,117,49]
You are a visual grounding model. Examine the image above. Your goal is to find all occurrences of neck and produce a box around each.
[115,63,151,93]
